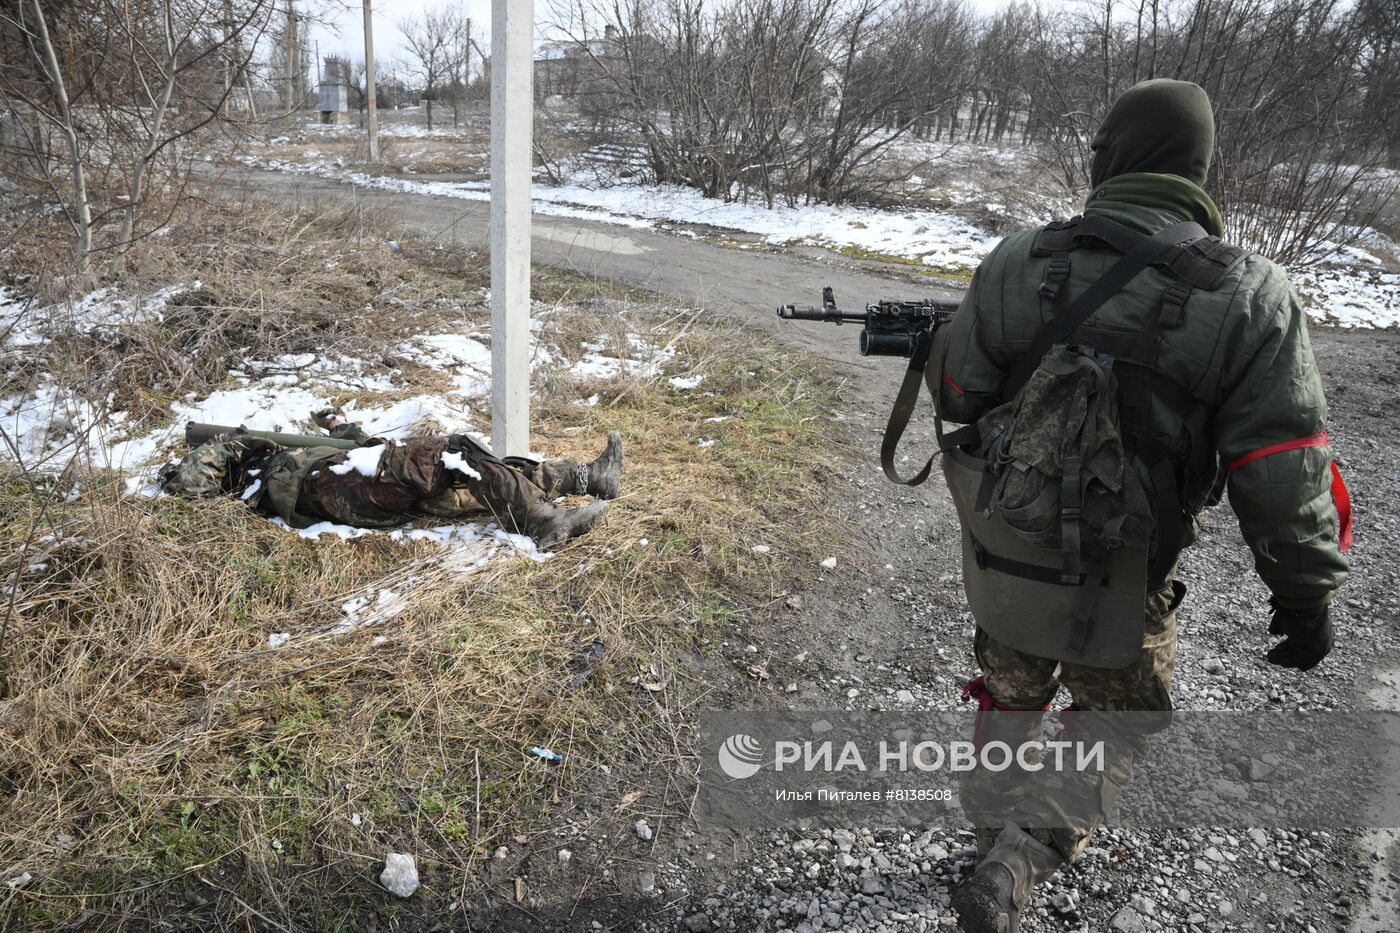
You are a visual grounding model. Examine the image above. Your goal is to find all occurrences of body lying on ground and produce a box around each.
[159,411,622,549]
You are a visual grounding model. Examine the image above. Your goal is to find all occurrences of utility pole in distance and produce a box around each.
[363,0,378,161]
[489,0,534,458]
[285,0,296,119]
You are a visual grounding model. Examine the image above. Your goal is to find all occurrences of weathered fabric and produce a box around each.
[975,583,1179,713]
[963,581,1182,861]
[288,437,552,530]
[976,344,1152,555]
[505,455,585,498]
[1089,79,1215,188]
[1088,172,1223,237]
[935,198,1349,609]
[160,435,281,498]
[258,444,358,527]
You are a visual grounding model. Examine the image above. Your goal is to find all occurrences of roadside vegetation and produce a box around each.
[0,192,842,927]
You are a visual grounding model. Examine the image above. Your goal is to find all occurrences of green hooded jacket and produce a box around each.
[933,81,1349,611]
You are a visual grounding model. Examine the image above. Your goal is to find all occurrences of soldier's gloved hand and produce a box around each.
[1265,602,1333,672]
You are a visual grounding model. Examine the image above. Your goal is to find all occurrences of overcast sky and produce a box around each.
[304,0,1037,76]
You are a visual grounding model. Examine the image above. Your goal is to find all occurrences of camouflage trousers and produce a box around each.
[962,579,1185,862]
[325,425,584,499]
[293,433,586,531]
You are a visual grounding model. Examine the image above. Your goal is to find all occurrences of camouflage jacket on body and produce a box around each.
[934,193,1350,610]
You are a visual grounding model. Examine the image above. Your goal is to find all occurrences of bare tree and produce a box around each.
[551,0,975,206]
[0,0,277,273]
[400,5,463,130]
[5,1,93,273]
[443,14,475,127]
[546,0,1390,262]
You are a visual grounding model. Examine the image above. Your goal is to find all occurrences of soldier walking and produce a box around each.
[931,79,1352,932]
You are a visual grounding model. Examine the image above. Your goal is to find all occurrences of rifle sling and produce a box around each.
[880,331,941,486]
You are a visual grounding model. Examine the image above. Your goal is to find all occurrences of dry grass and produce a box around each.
[258,114,492,179]
[0,192,842,928]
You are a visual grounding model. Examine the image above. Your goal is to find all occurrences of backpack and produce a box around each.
[930,216,1248,668]
[974,344,1154,578]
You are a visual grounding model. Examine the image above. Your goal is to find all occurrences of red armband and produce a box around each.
[1226,432,1329,471]
[1227,432,1353,553]
[1331,460,1353,553]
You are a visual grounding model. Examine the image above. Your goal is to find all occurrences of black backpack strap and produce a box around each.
[1032,214,1148,258]
[1166,236,1249,289]
[1002,220,1208,401]
[1073,214,1149,255]
[1029,216,1082,256]
[1039,249,1072,302]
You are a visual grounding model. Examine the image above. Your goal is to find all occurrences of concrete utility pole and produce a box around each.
[464,17,472,106]
[285,0,296,119]
[489,0,534,458]
[363,0,378,161]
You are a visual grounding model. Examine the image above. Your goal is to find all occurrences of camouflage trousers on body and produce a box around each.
[295,434,586,531]
[327,424,586,502]
[962,579,1185,862]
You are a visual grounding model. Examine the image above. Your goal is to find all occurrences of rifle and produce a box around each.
[776,286,958,358]
[184,422,360,451]
[776,285,961,487]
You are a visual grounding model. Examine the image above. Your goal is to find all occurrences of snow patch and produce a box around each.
[441,450,482,480]
[1294,265,1400,328]
[335,588,409,633]
[329,444,386,477]
[242,154,995,271]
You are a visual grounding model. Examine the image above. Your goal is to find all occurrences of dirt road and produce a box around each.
[221,165,949,370]
[228,166,1400,932]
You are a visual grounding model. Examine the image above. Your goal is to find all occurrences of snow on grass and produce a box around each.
[1294,266,1400,328]
[335,588,409,634]
[240,154,997,270]
[0,282,192,348]
[244,149,1400,328]
[255,524,545,645]
[0,381,164,473]
[2,280,680,476]
[1288,226,1400,328]
[300,120,474,141]
[274,516,549,573]
[397,332,492,395]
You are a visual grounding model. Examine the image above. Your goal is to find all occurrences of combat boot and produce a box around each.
[581,432,624,499]
[523,500,608,550]
[952,823,1064,933]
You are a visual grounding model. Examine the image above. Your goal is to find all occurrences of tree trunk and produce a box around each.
[115,0,180,261]
[31,0,90,273]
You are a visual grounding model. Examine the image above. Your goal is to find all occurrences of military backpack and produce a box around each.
[932,216,1247,667]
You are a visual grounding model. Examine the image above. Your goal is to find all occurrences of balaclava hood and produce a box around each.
[1090,79,1215,188]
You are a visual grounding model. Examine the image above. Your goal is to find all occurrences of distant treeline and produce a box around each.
[550,0,1398,263]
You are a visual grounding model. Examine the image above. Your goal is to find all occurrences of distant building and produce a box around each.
[319,55,351,124]
[533,25,662,111]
